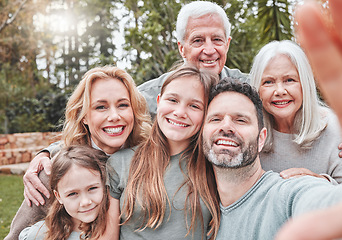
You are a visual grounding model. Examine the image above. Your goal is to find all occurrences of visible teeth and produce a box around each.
[274,101,290,105]
[202,60,216,64]
[104,127,123,134]
[217,140,238,146]
[168,119,187,127]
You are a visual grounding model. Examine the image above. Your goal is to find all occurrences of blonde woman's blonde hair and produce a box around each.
[62,66,151,148]
[250,40,326,151]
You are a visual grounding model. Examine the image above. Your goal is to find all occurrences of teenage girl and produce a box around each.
[107,65,220,239]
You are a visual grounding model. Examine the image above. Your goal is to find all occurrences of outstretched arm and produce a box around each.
[275,202,342,240]
[295,0,342,127]
[276,0,342,239]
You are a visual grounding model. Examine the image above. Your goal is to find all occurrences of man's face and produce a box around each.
[178,14,231,75]
[203,91,266,168]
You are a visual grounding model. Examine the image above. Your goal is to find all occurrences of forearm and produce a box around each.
[5,172,50,240]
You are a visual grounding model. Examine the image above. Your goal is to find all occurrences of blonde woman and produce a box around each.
[5,66,151,240]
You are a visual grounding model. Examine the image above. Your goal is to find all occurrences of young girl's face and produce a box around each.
[157,76,205,154]
[54,164,104,231]
[83,77,134,154]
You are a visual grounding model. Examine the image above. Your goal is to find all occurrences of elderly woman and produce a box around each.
[250,40,342,184]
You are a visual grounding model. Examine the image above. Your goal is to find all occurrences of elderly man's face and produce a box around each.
[203,91,266,168]
[178,14,231,75]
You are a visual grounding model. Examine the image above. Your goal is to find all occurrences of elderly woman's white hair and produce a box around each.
[250,40,327,152]
[176,1,231,44]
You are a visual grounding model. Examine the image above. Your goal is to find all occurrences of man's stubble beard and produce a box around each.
[204,136,259,169]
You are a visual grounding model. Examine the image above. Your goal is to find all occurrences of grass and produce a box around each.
[0,174,24,239]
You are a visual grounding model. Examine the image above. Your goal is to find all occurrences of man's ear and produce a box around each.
[226,36,232,51]
[258,127,267,152]
[177,41,186,58]
[54,190,63,204]
[157,94,161,106]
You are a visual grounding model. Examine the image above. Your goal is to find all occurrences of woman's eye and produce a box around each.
[190,104,200,110]
[286,78,295,83]
[67,192,77,197]
[118,103,130,108]
[262,80,272,85]
[95,105,106,110]
[89,186,98,191]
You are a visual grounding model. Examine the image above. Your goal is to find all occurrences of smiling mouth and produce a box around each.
[103,126,124,134]
[201,59,218,64]
[167,118,189,127]
[215,139,238,147]
[79,206,97,213]
[272,100,292,105]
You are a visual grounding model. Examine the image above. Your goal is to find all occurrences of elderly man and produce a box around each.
[203,78,342,240]
[138,1,248,118]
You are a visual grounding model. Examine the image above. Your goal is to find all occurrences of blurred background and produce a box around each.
[0,0,318,135]
[0,0,330,238]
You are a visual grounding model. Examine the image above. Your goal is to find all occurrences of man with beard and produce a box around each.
[202,78,342,240]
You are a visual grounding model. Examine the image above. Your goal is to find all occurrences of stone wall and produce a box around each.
[0,132,61,165]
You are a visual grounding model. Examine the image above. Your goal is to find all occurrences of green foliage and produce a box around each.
[0,174,24,239]
[123,0,183,84]
[4,89,68,134]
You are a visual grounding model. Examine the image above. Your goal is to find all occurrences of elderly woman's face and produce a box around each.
[259,54,303,130]
[83,78,134,154]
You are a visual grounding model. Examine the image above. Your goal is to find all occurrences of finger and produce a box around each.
[296,3,342,123]
[339,143,342,150]
[339,151,342,158]
[41,157,52,175]
[280,168,308,179]
[29,175,50,200]
[330,0,342,41]
[23,191,32,207]
[24,184,40,207]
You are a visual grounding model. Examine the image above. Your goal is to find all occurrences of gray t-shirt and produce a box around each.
[107,148,211,240]
[19,221,82,240]
[216,171,342,240]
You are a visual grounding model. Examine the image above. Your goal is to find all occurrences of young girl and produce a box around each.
[19,145,109,240]
[107,65,220,239]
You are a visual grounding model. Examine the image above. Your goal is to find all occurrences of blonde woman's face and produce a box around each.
[157,76,205,155]
[83,78,134,154]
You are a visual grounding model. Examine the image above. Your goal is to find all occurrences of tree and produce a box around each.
[122,0,182,85]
